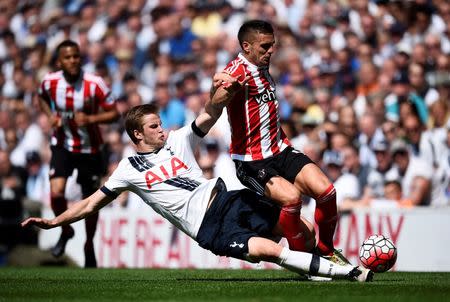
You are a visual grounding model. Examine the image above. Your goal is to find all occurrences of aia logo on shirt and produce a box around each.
[254,89,276,104]
[145,157,188,189]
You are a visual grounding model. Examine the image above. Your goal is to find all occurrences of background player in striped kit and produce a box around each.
[214,20,350,265]
[38,40,119,267]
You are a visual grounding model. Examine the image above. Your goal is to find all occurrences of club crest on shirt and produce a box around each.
[258,169,267,180]
[60,110,74,119]
[165,146,175,156]
[230,241,244,248]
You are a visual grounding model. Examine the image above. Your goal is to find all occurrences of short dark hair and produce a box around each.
[150,6,173,23]
[237,20,274,48]
[125,104,160,144]
[56,40,79,58]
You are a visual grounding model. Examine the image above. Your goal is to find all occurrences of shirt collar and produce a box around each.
[237,53,268,71]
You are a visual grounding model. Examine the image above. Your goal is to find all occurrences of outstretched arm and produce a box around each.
[195,72,248,134]
[21,190,114,229]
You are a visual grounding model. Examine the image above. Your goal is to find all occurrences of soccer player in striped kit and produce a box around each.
[215,20,351,265]
[38,40,119,267]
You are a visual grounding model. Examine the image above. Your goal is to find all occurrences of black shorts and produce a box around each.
[49,146,104,195]
[234,146,314,195]
[196,179,280,260]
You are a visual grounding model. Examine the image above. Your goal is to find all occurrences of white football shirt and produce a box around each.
[102,124,219,239]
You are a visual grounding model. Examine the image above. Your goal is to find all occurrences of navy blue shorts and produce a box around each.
[234,146,314,195]
[196,179,280,260]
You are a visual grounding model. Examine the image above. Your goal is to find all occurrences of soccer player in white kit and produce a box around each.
[22,75,372,282]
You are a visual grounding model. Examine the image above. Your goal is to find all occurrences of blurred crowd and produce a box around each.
[1,0,450,254]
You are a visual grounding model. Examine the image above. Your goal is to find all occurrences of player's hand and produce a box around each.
[213,72,236,88]
[50,115,62,128]
[212,72,250,94]
[74,112,91,126]
[2,176,19,188]
[21,217,54,229]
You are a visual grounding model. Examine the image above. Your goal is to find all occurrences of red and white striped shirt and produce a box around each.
[38,71,116,154]
[223,53,290,161]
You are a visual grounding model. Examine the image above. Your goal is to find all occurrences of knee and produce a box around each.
[297,164,334,198]
[247,237,282,261]
[284,198,302,206]
[50,183,66,196]
[265,177,301,206]
[316,184,336,204]
[50,192,65,199]
[278,188,302,206]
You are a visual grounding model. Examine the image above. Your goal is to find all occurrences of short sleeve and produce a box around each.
[95,77,116,110]
[166,124,202,155]
[38,80,51,104]
[223,62,247,82]
[102,159,130,196]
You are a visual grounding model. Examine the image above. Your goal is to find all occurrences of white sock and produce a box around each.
[276,247,354,277]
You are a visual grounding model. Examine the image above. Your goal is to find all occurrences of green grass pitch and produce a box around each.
[1,268,449,302]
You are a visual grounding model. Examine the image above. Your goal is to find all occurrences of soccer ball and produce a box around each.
[359,234,397,273]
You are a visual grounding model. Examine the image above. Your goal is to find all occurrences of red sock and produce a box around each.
[314,184,337,256]
[50,194,67,215]
[84,213,99,247]
[50,194,72,235]
[279,202,306,251]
